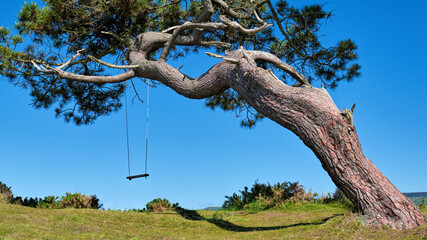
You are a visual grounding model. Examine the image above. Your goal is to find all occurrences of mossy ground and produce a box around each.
[0,202,426,239]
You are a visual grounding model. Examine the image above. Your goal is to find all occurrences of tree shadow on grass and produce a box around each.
[176,208,343,232]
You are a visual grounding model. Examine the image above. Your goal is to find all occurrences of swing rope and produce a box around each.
[144,82,150,177]
[125,86,131,177]
[125,82,150,180]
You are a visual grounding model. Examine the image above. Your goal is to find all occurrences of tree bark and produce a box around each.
[130,49,425,229]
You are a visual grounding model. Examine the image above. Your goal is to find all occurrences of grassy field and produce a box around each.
[0,202,426,239]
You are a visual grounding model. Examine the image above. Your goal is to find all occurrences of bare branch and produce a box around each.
[199,41,231,49]
[88,55,140,69]
[248,51,310,86]
[130,79,144,104]
[159,19,272,60]
[31,61,54,73]
[57,49,85,70]
[15,58,60,66]
[49,67,135,83]
[101,31,134,47]
[251,0,266,24]
[212,0,267,20]
[162,25,180,33]
[219,15,272,34]
[31,49,137,83]
[205,52,239,64]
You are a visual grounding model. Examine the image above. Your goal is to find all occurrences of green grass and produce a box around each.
[0,202,426,239]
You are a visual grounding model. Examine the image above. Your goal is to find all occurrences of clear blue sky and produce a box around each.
[1,1,426,210]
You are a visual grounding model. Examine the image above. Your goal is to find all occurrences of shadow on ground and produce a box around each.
[176,208,343,232]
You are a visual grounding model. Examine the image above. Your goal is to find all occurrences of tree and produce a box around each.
[0,0,424,229]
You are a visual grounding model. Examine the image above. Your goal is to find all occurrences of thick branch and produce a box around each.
[131,50,308,100]
[249,51,310,86]
[50,69,135,83]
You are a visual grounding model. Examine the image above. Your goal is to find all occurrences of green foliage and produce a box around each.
[269,1,360,88]
[145,198,179,212]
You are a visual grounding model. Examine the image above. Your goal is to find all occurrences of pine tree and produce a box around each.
[0,0,424,229]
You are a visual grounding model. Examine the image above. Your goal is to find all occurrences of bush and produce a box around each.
[0,181,102,209]
[146,198,179,212]
[223,180,307,210]
[0,181,13,204]
[60,192,103,209]
[37,195,60,209]
[223,181,357,211]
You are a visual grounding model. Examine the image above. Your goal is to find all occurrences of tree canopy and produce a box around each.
[0,0,360,126]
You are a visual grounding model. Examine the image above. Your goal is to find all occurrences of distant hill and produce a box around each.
[403,192,427,205]
[403,192,427,198]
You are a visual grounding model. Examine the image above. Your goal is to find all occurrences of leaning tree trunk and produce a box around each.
[129,42,425,229]
[227,55,426,229]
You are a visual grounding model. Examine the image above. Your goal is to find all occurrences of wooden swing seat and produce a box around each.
[126,174,149,180]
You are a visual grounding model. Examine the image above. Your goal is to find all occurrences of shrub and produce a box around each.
[146,198,179,212]
[60,192,103,209]
[37,195,60,209]
[222,181,358,211]
[223,180,307,210]
[21,197,41,208]
[418,198,426,209]
[0,181,13,204]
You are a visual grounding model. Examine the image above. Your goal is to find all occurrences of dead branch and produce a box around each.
[88,55,140,69]
[205,52,239,64]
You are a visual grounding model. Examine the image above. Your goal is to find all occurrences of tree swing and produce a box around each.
[124,82,150,180]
